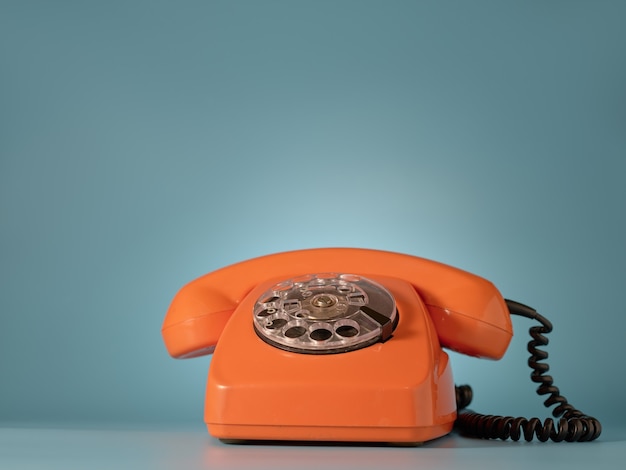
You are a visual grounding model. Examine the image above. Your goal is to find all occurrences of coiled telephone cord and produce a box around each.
[454,299,602,442]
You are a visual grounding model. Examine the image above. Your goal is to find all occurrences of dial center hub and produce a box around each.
[311,293,338,308]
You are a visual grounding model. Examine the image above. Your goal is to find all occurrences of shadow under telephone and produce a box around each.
[161,248,601,444]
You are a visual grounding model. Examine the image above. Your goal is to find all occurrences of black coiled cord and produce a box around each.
[454,299,602,442]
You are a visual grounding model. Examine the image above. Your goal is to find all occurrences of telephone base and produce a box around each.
[219,439,425,447]
[209,423,453,446]
[204,276,459,445]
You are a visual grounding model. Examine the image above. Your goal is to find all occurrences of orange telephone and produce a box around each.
[161,248,600,444]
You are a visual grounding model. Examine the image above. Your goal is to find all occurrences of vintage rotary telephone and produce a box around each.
[161,248,601,444]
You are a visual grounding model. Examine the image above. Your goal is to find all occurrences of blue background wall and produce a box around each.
[1,1,624,428]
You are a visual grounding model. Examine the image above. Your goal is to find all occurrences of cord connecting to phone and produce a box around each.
[454,299,602,442]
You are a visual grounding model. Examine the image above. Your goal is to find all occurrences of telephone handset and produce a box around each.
[162,248,601,444]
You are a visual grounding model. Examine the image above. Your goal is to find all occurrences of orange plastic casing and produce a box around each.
[161,248,513,443]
